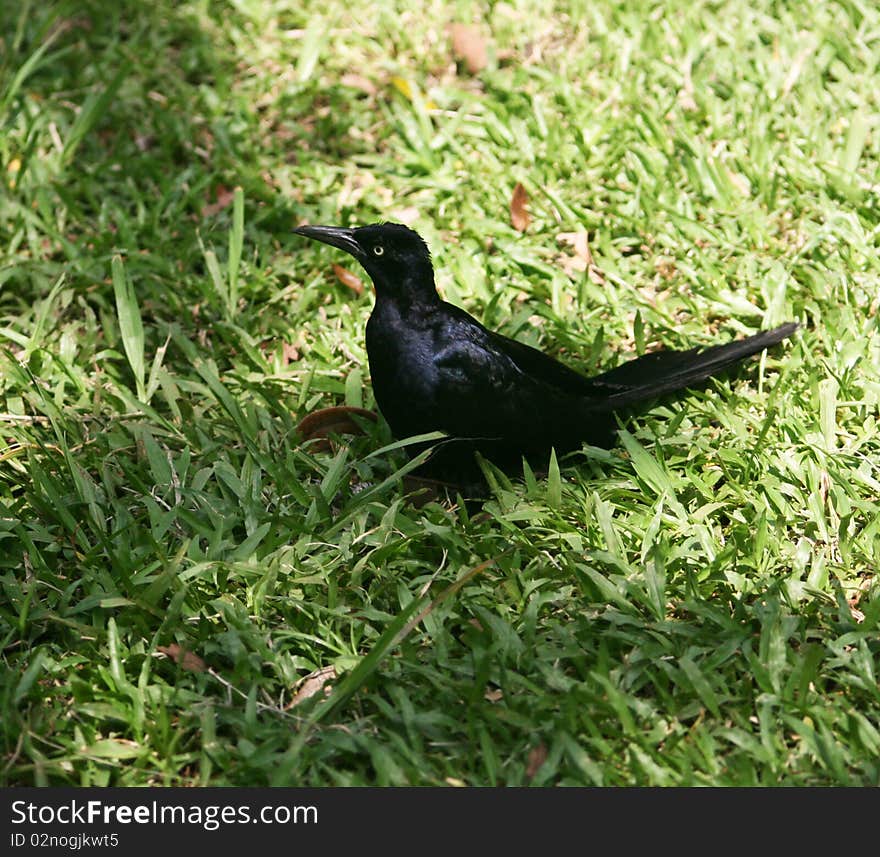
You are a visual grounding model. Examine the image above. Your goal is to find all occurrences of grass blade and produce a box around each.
[111,255,145,401]
[547,447,562,507]
[23,273,66,360]
[841,113,869,174]
[62,64,129,165]
[0,26,63,117]
[227,186,244,318]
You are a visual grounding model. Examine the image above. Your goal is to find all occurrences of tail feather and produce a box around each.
[587,322,798,410]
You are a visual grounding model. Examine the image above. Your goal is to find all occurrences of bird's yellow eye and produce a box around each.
[373,245,384,256]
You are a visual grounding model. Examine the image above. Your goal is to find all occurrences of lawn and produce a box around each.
[1,0,879,786]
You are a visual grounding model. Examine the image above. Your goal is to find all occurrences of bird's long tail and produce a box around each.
[585,322,798,410]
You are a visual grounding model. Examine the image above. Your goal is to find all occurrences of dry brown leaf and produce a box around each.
[297,406,378,444]
[484,688,503,703]
[341,73,378,96]
[655,258,677,281]
[556,231,593,272]
[450,23,488,74]
[333,264,365,295]
[289,666,336,707]
[281,341,300,366]
[157,644,206,673]
[556,232,607,284]
[588,266,607,286]
[848,576,873,609]
[201,186,235,219]
[526,742,548,780]
[510,182,530,232]
[389,206,420,226]
[847,578,872,623]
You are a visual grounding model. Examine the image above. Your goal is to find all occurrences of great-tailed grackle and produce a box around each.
[293,222,797,480]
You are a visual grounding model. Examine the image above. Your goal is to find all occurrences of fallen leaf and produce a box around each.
[157,644,206,673]
[526,742,548,780]
[341,73,377,96]
[450,23,488,74]
[484,688,503,703]
[510,182,530,232]
[588,266,607,286]
[201,186,235,218]
[297,406,378,445]
[289,666,336,707]
[556,231,607,283]
[655,258,677,280]
[281,341,300,366]
[556,231,593,272]
[389,206,420,226]
[333,264,365,295]
[848,577,872,623]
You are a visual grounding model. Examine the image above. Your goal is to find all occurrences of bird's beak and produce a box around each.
[292,225,363,259]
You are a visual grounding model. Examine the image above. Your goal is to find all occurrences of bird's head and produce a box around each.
[293,222,437,305]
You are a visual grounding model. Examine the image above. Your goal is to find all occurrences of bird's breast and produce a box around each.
[365,309,442,436]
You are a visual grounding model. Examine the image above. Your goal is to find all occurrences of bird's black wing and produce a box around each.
[431,312,591,446]
[438,303,597,397]
[434,338,516,392]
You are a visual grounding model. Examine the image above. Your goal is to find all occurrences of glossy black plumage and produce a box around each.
[293,222,797,479]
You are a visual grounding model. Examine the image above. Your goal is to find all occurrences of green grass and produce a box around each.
[1,0,879,786]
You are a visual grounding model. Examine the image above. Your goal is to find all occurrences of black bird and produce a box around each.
[293,222,797,481]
